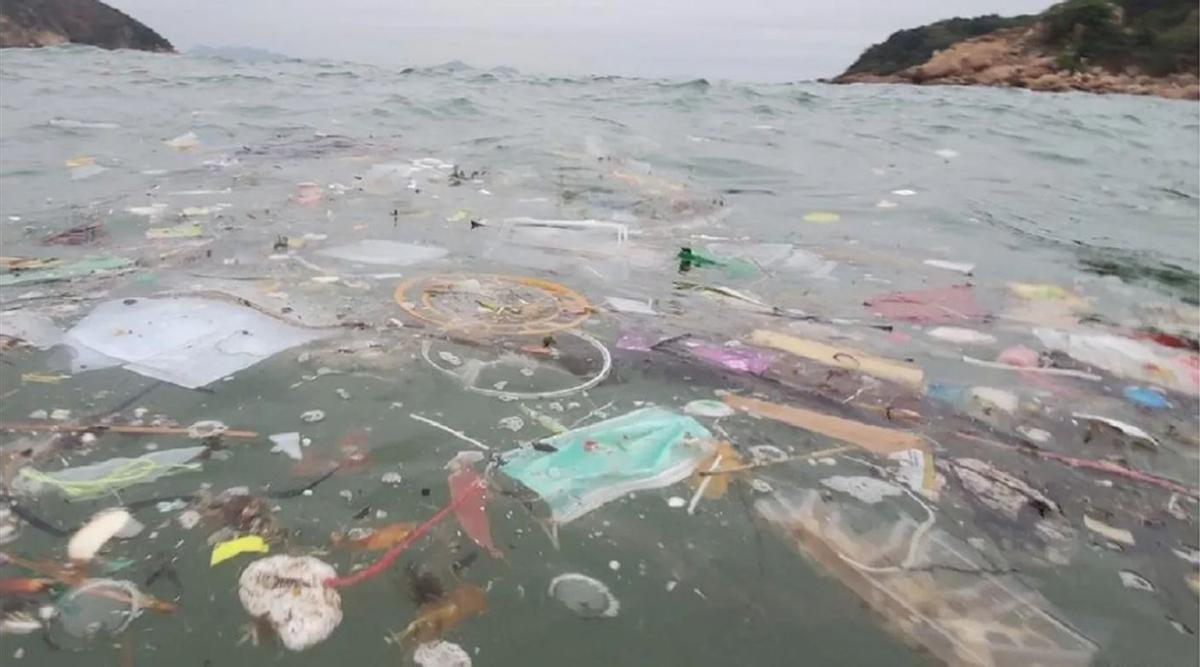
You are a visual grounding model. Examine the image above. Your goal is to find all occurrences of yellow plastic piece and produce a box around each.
[21,373,68,384]
[1009,282,1071,300]
[210,535,269,566]
[802,211,841,224]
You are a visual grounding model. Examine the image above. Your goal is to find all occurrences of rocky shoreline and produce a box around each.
[834,27,1199,101]
[0,0,173,52]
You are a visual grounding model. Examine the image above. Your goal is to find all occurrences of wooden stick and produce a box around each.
[0,422,259,439]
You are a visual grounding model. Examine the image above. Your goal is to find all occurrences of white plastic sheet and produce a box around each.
[63,297,327,388]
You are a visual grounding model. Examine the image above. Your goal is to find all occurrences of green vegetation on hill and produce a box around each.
[1046,0,1198,74]
[841,14,1037,76]
[840,0,1198,78]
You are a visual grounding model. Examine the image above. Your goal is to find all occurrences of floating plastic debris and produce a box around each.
[396,273,591,336]
[398,584,487,644]
[0,256,134,287]
[68,508,142,562]
[501,408,714,524]
[1017,425,1052,444]
[820,475,903,504]
[414,640,473,667]
[62,298,327,389]
[317,240,447,266]
[238,556,342,652]
[0,507,21,545]
[18,446,205,499]
[865,285,984,324]
[1036,328,1198,396]
[381,472,403,485]
[926,327,996,345]
[448,464,498,556]
[497,416,524,432]
[0,612,41,635]
[0,310,63,349]
[178,510,201,530]
[680,339,775,375]
[967,387,1019,416]
[802,211,841,224]
[269,432,303,460]
[605,296,657,315]
[548,573,619,618]
[1123,386,1170,409]
[331,522,418,551]
[725,395,925,455]
[923,259,975,274]
[156,499,188,513]
[145,223,203,239]
[750,329,924,387]
[301,410,325,423]
[164,131,200,150]
[187,420,228,439]
[211,535,270,566]
[1172,546,1200,565]
[948,458,1059,520]
[1084,515,1135,546]
[756,488,1097,666]
[683,399,734,418]
[1119,570,1154,591]
[1074,413,1160,449]
[53,579,142,641]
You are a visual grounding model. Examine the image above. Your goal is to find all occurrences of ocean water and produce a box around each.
[0,46,1197,666]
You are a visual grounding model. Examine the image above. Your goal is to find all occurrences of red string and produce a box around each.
[323,482,483,588]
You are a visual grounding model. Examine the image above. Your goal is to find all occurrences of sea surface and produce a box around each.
[0,46,1197,667]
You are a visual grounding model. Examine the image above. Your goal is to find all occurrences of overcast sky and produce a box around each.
[105,0,1052,81]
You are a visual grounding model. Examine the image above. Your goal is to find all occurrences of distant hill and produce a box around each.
[834,0,1199,99]
[840,14,1039,78]
[189,45,291,62]
[0,0,172,51]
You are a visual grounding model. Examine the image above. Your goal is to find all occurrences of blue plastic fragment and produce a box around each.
[1123,386,1169,409]
[927,382,966,404]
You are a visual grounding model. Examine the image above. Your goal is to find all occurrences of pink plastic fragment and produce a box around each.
[997,346,1040,368]
[448,468,500,557]
[683,341,775,375]
[616,332,660,352]
[864,285,985,324]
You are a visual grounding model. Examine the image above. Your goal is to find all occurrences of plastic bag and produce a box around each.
[756,487,1096,667]
[53,579,142,645]
[17,446,206,499]
[1035,328,1198,395]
